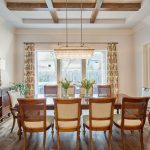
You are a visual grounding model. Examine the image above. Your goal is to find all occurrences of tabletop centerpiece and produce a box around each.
[79,79,95,98]
[60,78,72,98]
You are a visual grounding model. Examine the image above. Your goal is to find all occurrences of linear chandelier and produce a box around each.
[55,0,94,59]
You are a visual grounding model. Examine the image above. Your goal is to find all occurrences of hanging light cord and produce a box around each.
[81,0,83,47]
[66,0,68,47]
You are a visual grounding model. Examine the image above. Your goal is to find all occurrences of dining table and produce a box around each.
[17,93,127,140]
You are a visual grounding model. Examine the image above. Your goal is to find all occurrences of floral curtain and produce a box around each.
[24,43,35,98]
[107,43,119,95]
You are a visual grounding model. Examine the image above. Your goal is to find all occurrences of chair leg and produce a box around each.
[76,130,80,150]
[83,124,86,136]
[51,124,54,140]
[121,129,124,150]
[42,131,46,150]
[90,130,93,150]
[23,130,27,150]
[108,130,112,150]
[10,116,16,133]
[57,131,60,150]
[140,129,144,150]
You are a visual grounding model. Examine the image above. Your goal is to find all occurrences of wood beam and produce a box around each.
[90,0,103,23]
[101,3,141,11]
[53,2,96,8]
[45,0,59,23]
[7,2,141,11]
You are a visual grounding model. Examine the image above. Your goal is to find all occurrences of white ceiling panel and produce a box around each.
[6,0,45,3]
[57,11,92,19]
[13,11,51,19]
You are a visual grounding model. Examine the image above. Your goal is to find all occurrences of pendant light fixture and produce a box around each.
[55,0,94,59]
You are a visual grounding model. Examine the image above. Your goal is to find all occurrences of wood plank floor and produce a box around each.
[0,112,150,150]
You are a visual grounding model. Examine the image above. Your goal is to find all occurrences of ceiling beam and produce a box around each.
[7,2,141,11]
[90,0,103,23]
[101,3,141,11]
[45,0,59,23]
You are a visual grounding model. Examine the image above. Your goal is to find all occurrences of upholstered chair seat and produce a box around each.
[83,115,110,128]
[24,116,54,129]
[114,114,142,127]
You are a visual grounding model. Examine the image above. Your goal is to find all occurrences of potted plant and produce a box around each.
[60,78,71,97]
[80,79,95,97]
[12,82,29,97]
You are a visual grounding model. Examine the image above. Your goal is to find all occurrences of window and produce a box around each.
[61,59,82,94]
[35,51,57,94]
[86,50,107,94]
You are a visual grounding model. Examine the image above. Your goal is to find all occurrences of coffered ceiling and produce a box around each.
[0,0,149,29]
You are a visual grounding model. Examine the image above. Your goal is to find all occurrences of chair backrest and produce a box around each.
[80,87,93,97]
[54,98,81,130]
[18,98,46,130]
[44,85,58,97]
[8,90,22,108]
[121,97,149,127]
[98,85,111,97]
[89,97,116,128]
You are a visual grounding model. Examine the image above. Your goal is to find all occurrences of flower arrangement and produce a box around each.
[80,79,95,90]
[79,79,95,97]
[60,78,72,97]
[60,78,71,89]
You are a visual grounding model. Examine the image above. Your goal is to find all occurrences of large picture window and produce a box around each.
[86,50,107,94]
[35,51,57,94]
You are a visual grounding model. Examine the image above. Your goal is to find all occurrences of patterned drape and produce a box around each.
[24,43,35,98]
[107,43,119,95]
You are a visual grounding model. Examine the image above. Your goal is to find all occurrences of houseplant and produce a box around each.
[60,78,72,97]
[80,79,95,97]
[12,82,29,96]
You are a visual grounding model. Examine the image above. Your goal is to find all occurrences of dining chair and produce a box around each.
[44,85,58,97]
[18,98,54,150]
[8,90,22,133]
[80,87,93,97]
[97,85,111,97]
[54,98,81,150]
[113,97,149,150]
[83,97,116,150]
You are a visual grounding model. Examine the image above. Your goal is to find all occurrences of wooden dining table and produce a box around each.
[17,93,127,139]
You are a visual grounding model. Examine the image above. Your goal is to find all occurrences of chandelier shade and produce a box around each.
[55,46,94,59]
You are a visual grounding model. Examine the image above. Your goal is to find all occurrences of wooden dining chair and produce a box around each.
[113,97,149,150]
[54,98,81,150]
[83,97,116,150]
[18,98,54,150]
[8,90,21,133]
[98,85,111,97]
[44,85,58,97]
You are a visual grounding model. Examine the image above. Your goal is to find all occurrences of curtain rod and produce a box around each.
[24,42,118,45]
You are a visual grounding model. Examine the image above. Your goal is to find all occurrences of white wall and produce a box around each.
[133,23,150,95]
[15,28,136,96]
[0,19,15,86]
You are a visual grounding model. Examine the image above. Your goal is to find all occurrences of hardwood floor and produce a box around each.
[0,112,150,150]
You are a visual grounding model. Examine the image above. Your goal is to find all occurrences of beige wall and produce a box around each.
[133,24,150,95]
[0,19,15,86]
[15,28,136,96]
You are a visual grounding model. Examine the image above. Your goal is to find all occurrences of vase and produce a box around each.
[85,88,90,98]
[63,88,68,98]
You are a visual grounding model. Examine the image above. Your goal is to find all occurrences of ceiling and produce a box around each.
[0,0,150,29]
